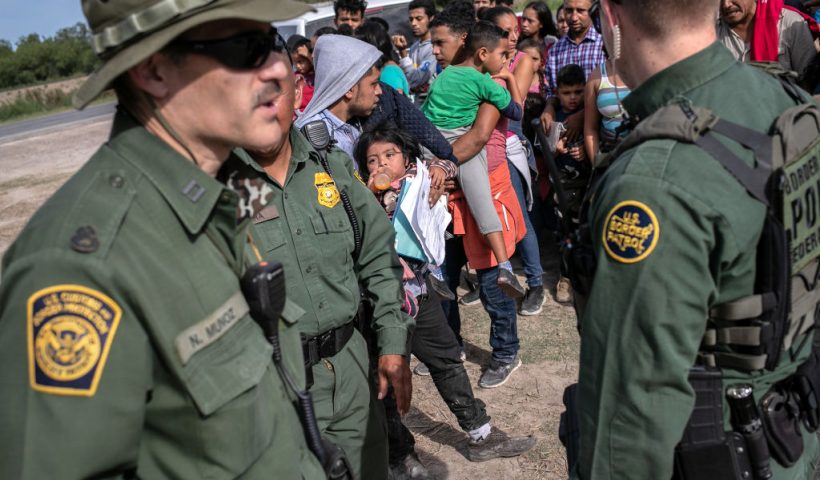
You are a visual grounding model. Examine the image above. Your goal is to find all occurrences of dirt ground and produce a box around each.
[0,118,580,479]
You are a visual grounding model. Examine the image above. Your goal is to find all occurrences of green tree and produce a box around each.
[0,40,12,58]
[0,23,99,89]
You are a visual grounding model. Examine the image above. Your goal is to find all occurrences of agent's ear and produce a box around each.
[128,52,174,100]
[293,74,305,110]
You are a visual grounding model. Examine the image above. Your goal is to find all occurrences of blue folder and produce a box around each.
[392,178,427,262]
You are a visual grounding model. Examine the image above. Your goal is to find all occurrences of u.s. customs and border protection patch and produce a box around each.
[27,285,122,396]
[315,172,340,208]
[603,200,660,263]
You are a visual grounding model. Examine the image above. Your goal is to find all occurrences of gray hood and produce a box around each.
[295,35,382,128]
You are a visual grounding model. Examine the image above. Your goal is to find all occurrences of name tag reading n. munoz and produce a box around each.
[175,291,250,365]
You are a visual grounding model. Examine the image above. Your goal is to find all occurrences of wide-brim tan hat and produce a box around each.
[74,0,314,109]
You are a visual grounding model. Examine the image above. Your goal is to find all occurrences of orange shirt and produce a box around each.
[449,162,526,269]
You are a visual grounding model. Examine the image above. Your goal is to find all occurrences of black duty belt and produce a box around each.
[302,321,355,370]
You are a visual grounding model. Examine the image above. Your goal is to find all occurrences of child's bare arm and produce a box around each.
[492,69,523,109]
[540,99,558,135]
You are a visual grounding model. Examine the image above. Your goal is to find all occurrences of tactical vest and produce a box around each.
[594,96,820,373]
[551,65,820,478]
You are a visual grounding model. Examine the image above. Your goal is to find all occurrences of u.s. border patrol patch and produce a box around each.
[603,201,660,263]
[353,169,366,186]
[27,285,122,397]
[315,172,340,208]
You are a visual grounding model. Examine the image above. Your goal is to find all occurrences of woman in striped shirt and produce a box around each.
[583,57,631,161]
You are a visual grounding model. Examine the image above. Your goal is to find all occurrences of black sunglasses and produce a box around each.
[171,28,290,70]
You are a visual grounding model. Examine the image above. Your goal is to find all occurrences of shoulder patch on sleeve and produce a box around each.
[353,168,366,186]
[27,285,122,397]
[602,200,660,264]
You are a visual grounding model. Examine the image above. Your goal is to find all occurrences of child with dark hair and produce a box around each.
[311,26,337,49]
[353,125,536,476]
[516,36,547,95]
[422,20,527,297]
[551,63,588,303]
[553,63,588,208]
[353,126,457,299]
[286,35,315,111]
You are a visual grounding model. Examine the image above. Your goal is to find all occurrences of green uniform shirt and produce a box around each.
[577,43,819,479]
[222,128,411,356]
[421,66,512,129]
[0,111,324,479]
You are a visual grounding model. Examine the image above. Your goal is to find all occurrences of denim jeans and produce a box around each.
[476,266,520,364]
[508,160,544,288]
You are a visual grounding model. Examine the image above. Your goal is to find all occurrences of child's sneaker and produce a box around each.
[429,275,455,301]
[497,268,525,298]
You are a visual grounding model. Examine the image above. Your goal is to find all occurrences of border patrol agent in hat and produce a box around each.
[221,39,415,480]
[0,1,329,478]
[568,0,820,478]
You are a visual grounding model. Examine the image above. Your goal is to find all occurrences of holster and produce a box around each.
[674,368,753,480]
[561,225,596,325]
[760,386,804,467]
[321,438,354,480]
[558,383,580,475]
[301,322,355,389]
[793,345,820,432]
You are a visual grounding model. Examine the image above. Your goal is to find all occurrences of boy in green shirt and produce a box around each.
[423,20,524,295]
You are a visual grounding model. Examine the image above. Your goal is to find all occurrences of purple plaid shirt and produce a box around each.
[545,27,605,97]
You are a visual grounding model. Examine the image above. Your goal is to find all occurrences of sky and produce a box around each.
[1,1,86,45]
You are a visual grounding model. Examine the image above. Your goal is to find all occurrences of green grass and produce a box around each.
[0,88,114,124]
[0,88,74,122]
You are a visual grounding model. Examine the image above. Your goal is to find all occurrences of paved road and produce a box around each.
[0,102,115,142]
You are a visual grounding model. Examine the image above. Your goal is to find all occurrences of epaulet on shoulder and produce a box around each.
[31,149,138,259]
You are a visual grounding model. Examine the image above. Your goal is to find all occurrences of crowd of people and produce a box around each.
[1,0,820,479]
[279,0,820,477]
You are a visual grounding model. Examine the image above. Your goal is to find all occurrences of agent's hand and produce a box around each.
[391,35,408,57]
[443,178,458,192]
[378,354,412,415]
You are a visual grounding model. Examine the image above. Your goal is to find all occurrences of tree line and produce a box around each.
[0,23,97,90]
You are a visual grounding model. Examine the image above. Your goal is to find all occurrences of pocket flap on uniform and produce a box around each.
[311,210,349,234]
[178,312,273,416]
[281,298,305,326]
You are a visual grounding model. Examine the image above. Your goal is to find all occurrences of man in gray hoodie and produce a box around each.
[295,35,383,161]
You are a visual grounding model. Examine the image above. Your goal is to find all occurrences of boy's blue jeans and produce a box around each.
[442,236,519,364]
[507,160,544,289]
[477,266,520,364]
